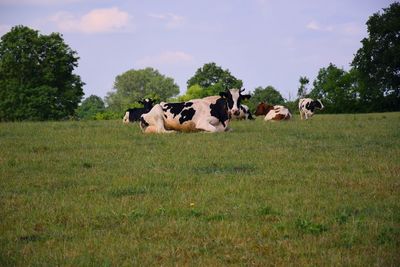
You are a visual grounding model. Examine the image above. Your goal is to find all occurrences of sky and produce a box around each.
[0,0,396,101]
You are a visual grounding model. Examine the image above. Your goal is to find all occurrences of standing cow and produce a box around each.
[123,98,154,123]
[298,98,324,120]
[255,102,292,121]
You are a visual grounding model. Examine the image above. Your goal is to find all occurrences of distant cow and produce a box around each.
[255,102,292,121]
[123,98,154,123]
[202,88,253,120]
[140,97,230,133]
[231,104,254,120]
[298,98,324,120]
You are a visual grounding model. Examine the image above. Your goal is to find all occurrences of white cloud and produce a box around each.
[307,20,363,37]
[341,23,362,36]
[49,7,132,33]
[136,51,194,67]
[149,13,184,29]
[306,20,334,32]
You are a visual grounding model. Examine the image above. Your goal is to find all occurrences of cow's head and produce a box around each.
[255,102,275,116]
[139,98,154,111]
[309,99,324,111]
[219,88,251,116]
[315,99,324,110]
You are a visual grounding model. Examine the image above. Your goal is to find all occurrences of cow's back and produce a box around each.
[264,105,291,121]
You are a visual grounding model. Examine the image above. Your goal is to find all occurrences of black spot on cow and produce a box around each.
[210,98,229,127]
[140,116,149,128]
[163,102,193,118]
[220,91,234,110]
[305,102,315,112]
[179,108,196,124]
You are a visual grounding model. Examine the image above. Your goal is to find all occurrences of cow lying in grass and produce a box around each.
[255,102,292,121]
[140,98,229,133]
[140,88,250,133]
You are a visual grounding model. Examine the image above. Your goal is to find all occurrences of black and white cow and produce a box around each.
[231,104,254,120]
[202,88,252,120]
[139,88,253,133]
[298,98,324,120]
[123,98,154,123]
[139,97,229,133]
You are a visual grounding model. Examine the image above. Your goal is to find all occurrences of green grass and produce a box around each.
[1,113,399,266]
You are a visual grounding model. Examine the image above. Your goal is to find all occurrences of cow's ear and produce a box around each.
[242,94,251,100]
[219,91,227,98]
[138,100,144,104]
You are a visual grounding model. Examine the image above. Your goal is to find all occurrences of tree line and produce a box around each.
[0,2,399,121]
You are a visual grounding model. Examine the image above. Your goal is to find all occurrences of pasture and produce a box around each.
[1,113,399,266]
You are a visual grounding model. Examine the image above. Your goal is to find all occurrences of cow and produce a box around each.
[139,96,230,133]
[298,98,324,120]
[123,98,154,123]
[202,88,252,120]
[255,102,292,121]
[231,104,254,120]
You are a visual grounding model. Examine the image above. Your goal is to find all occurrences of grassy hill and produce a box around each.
[1,113,399,266]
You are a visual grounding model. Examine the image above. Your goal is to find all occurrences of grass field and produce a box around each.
[1,113,399,266]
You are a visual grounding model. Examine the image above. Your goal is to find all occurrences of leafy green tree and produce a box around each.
[297,76,310,99]
[178,84,206,101]
[105,67,179,112]
[248,86,285,111]
[0,25,84,121]
[309,64,359,113]
[352,2,400,111]
[76,95,105,120]
[185,62,243,97]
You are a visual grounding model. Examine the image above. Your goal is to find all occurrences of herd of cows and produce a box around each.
[123,89,324,133]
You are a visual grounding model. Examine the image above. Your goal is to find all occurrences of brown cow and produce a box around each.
[255,102,292,121]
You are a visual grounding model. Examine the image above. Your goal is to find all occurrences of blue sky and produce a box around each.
[0,0,395,100]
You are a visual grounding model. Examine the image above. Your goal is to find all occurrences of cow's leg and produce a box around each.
[196,121,220,132]
[141,104,175,134]
[300,111,304,120]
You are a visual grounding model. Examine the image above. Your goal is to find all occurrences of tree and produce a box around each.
[351,2,400,111]
[249,85,285,107]
[309,63,359,113]
[178,84,206,101]
[0,25,84,121]
[105,67,179,112]
[297,76,310,99]
[185,62,243,97]
[76,95,105,120]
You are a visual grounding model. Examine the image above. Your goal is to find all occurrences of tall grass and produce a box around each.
[1,113,399,266]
